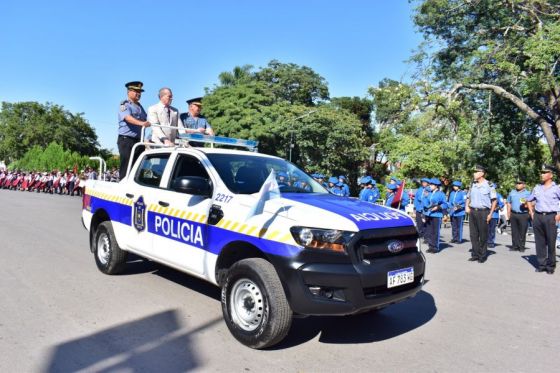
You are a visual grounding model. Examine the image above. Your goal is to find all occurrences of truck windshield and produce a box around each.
[206,153,328,195]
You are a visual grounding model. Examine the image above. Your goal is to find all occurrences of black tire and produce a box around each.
[93,221,128,275]
[221,258,292,349]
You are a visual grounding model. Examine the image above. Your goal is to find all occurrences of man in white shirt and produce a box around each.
[149,87,181,146]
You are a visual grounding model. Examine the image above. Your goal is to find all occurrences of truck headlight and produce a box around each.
[290,227,355,253]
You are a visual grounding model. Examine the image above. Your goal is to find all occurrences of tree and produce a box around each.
[9,142,95,172]
[413,0,560,169]
[0,101,100,163]
[254,60,330,105]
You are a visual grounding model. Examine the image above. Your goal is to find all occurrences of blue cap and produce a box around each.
[452,180,462,187]
[278,171,288,178]
[317,173,324,179]
[338,175,346,180]
[429,178,441,186]
[371,179,377,185]
[328,176,338,184]
[421,177,430,183]
[359,176,371,184]
[310,173,318,178]
[386,184,398,191]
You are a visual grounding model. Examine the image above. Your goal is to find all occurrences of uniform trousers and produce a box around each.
[469,208,489,259]
[487,217,498,246]
[415,211,425,238]
[532,213,557,270]
[451,215,464,243]
[118,135,140,180]
[424,216,441,251]
[510,212,529,251]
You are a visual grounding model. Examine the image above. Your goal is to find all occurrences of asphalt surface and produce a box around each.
[0,190,559,373]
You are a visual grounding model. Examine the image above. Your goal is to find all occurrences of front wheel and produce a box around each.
[221,258,292,349]
[93,221,128,274]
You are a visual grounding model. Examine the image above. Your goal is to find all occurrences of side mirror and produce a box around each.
[171,176,212,197]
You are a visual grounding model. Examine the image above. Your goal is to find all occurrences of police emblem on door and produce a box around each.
[133,196,146,232]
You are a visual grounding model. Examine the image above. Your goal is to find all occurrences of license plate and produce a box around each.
[387,267,414,288]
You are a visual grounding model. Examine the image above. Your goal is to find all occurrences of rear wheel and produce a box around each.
[93,221,127,274]
[221,258,292,349]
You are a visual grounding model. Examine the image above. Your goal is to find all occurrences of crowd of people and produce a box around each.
[0,167,119,195]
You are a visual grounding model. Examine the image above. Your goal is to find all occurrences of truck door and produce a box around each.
[149,154,214,276]
[126,152,171,256]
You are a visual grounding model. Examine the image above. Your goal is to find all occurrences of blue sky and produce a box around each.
[0,1,422,152]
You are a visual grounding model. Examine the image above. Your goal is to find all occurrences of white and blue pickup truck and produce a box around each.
[82,137,426,349]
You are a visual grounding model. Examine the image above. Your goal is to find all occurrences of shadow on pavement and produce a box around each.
[522,254,539,269]
[274,290,436,349]
[152,266,221,302]
[118,254,159,275]
[43,310,221,373]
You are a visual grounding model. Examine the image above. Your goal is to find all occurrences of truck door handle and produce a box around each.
[126,193,134,199]
[158,201,170,207]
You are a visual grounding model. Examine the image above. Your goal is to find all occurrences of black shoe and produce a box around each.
[509,247,517,251]
[546,268,555,274]
[426,248,435,253]
[488,244,495,248]
[478,257,487,263]
[468,257,479,262]
[535,268,546,273]
[519,248,526,252]
[450,239,457,243]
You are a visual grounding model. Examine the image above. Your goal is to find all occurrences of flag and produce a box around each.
[391,180,406,209]
[73,164,78,174]
[246,169,281,220]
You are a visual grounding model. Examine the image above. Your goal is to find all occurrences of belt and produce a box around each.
[118,135,139,140]
[535,211,556,215]
[470,207,489,211]
[511,211,528,215]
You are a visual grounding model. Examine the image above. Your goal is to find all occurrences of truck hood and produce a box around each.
[281,193,414,231]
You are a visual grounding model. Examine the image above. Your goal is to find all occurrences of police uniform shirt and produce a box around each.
[118,100,147,138]
[467,180,496,208]
[179,112,213,132]
[507,188,531,213]
[423,189,447,217]
[527,182,560,212]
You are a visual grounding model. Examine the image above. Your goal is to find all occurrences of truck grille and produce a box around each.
[353,226,419,262]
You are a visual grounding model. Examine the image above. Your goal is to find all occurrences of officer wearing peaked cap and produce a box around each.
[466,165,497,263]
[422,178,447,253]
[526,164,560,274]
[448,181,466,243]
[179,97,214,147]
[118,81,151,180]
[507,175,531,252]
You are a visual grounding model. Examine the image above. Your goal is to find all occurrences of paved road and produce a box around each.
[0,190,559,372]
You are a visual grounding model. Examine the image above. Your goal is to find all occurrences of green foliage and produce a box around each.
[9,142,96,172]
[412,0,560,168]
[0,101,100,164]
[203,61,368,184]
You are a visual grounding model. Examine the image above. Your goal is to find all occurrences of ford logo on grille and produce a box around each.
[387,240,404,253]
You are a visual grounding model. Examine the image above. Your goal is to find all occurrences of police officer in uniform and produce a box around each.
[526,165,560,274]
[448,180,466,243]
[506,176,531,252]
[118,81,151,180]
[422,178,447,253]
[414,178,430,238]
[466,165,497,263]
[179,97,214,147]
[338,175,350,197]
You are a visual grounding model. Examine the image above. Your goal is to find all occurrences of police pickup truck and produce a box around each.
[82,134,425,349]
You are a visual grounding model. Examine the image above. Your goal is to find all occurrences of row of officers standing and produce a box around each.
[413,164,558,275]
[117,81,214,180]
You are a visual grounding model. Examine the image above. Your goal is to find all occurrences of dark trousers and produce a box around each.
[510,213,529,251]
[425,216,441,251]
[469,208,489,259]
[118,136,140,180]
[451,215,464,243]
[532,213,557,270]
[67,181,74,195]
[415,211,425,237]
[487,218,498,245]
